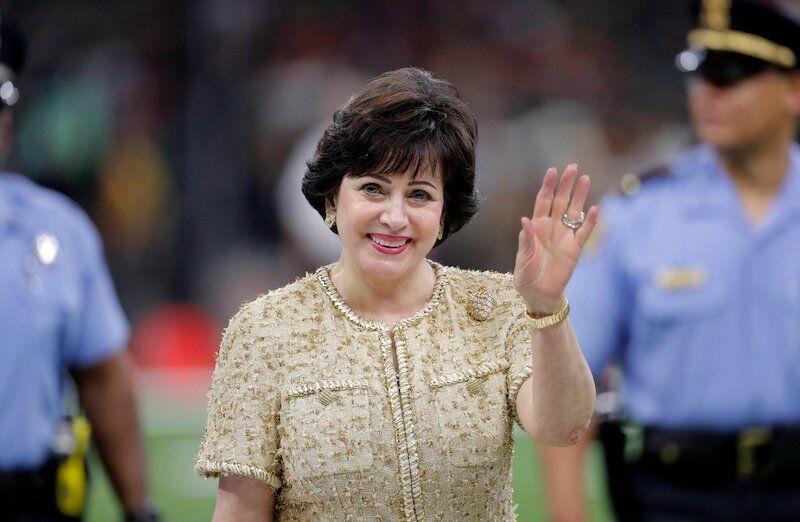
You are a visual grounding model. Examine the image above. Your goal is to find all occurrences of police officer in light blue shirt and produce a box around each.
[0,9,158,522]
[0,173,129,467]
[539,1,800,521]
[574,144,800,431]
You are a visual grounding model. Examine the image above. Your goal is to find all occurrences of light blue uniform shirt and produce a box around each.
[0,173,129,469]
[568,144,800,431]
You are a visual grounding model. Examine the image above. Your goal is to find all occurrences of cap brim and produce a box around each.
[676,48,774,86]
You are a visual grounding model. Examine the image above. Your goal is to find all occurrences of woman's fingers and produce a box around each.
[574,205,599,248]
[565,174,591,221]
[532,167,558,219]
[550,164,578,222]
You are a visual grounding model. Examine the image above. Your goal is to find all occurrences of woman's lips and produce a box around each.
[368,233,411,254]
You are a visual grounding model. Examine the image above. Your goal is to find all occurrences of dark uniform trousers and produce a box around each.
[0,455,85,522]
[600,421,800,522]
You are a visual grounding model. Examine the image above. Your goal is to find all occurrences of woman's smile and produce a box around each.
[368,233,412,254]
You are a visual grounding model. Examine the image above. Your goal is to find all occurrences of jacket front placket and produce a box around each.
[316,262,446,522]
[378,324,423,521]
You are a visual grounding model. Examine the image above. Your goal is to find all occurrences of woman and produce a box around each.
[195,67,597,521]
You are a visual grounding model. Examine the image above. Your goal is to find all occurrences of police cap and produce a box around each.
[676,1,800,86]
[0,9,25,77]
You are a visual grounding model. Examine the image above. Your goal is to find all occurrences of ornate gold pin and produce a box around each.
[467,288,496,321]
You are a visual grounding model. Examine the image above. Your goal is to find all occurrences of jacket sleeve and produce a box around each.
[195,298,283,490]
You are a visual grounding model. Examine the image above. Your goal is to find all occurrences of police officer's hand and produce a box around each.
[513,164,599,314]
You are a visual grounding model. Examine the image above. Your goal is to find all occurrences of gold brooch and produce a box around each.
[467,289,495,321]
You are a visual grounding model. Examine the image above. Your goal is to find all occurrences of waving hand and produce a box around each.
[513,164,599,314]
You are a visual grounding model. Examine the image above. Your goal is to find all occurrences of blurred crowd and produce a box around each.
[10,0,694,365]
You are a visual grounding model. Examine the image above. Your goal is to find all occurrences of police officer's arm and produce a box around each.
[213,476,276,522]
[70,352,152,513]
[537,192,632,521]
[62,212,154,515]
[513,166,598,446]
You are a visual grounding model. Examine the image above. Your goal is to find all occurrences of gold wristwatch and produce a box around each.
[525,299,570,329]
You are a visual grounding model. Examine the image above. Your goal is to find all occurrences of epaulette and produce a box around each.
[618,165,670,197]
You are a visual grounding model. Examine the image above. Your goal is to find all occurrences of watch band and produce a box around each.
[525,299,570,329]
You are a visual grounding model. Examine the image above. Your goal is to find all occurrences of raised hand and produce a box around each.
[513,164,599,314]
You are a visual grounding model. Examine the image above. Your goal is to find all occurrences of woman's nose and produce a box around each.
[379,197,409,230]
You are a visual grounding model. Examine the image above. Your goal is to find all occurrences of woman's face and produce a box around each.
[333,166,444,281]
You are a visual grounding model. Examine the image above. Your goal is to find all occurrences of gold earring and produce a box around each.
[437,222,444,241]
[325,209,336,228]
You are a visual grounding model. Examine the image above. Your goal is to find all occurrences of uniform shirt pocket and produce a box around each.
[279,379,375,480]
[428,358,511,467]
[638,265,728,323]
[8,244,77,313]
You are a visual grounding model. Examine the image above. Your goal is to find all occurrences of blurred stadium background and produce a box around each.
[6,0,696,519]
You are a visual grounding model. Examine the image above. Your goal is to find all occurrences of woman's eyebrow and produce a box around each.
[362,175,437,190]
[363,174,393,183]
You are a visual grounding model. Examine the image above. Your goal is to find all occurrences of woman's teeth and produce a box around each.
[370,235,409,247]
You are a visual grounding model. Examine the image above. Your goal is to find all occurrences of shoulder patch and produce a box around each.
[618,165,670,197]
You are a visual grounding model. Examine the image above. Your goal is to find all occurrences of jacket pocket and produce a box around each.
[428,359,512,467]
[280,379,375,480]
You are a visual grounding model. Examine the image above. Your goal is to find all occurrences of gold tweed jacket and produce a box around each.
[195,262,534,521]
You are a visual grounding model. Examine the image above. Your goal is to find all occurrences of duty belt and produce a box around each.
[625,423,800,483]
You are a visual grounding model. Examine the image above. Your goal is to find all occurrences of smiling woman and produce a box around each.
[195,67,597,521]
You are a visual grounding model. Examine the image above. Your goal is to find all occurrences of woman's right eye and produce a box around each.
[360,183,382,196]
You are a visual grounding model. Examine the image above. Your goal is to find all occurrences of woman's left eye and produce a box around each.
[410,190,432,201]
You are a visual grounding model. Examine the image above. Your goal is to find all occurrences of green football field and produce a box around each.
[84,385,614,521]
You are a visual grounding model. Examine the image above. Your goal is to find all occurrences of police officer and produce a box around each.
[0,10,158,522]
[539,1,800,521]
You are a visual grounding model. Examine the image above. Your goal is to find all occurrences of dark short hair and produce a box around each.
[302,67,479,245]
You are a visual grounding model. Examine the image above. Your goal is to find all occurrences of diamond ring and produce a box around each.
[561,211,586,231]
